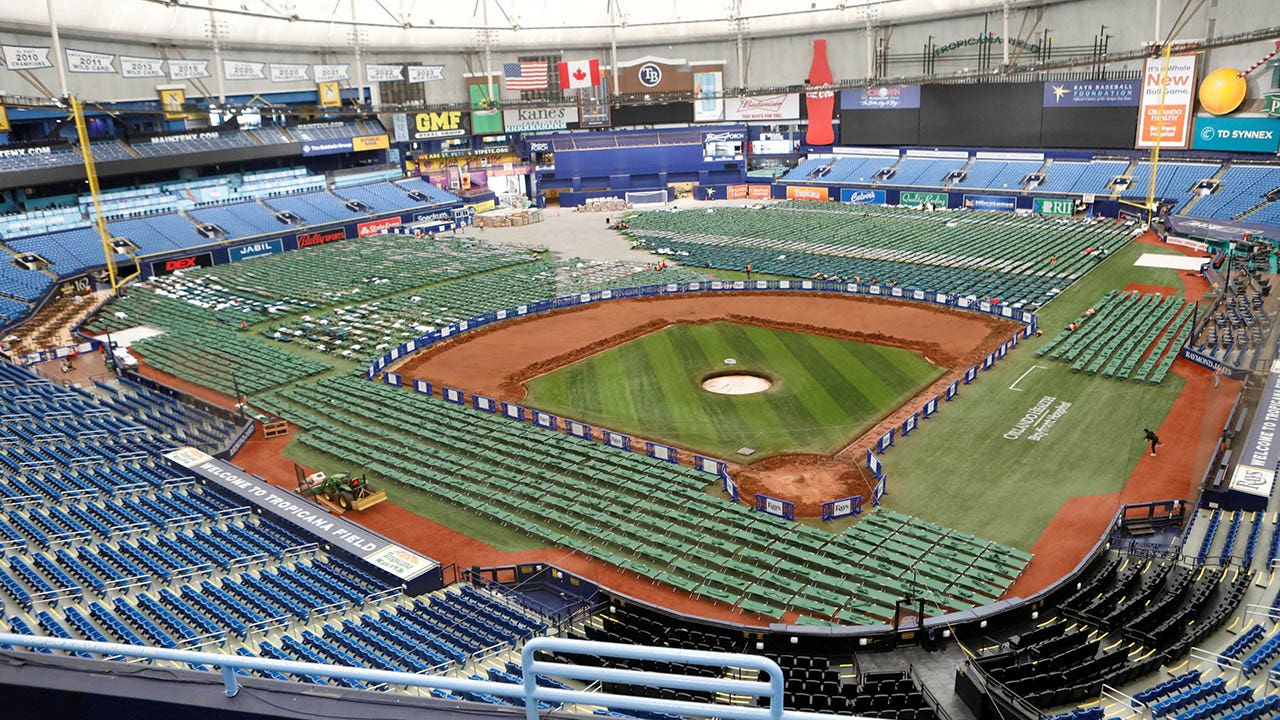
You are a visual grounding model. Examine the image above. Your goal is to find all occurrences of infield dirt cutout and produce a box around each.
[391,292,1019,516]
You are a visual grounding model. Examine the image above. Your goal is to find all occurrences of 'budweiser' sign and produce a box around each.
[727,93,800,121]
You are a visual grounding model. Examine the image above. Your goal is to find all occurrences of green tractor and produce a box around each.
[297,471,387,512]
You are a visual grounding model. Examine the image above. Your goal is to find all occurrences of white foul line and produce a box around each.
[1009,365,1047,392]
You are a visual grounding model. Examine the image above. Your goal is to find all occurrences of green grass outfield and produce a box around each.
[880,240,1190,550]
[523,321,944,460]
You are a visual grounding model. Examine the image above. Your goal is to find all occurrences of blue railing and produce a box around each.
[0,633,857,720]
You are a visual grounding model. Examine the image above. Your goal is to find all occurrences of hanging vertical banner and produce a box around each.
[1136,53,1199,149]
[270,63,310,83]
[2,45,53,70]
[408,65,445,83]
[223,60,266,80]
[119,56,165,78]
[66,49,116,74]
[158,88,188,120]
[469,81,504,134]
[366,64,404,82]
[314,64,349,82]
[693,70,725,122]
[167,59,210,80]
[0,104,8,133]
[317,81,342,108]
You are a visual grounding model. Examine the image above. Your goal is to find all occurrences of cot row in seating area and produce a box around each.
[553,259,709,297]
[1036,291,1192,383]
[627,201,1133,307]
[260,261,558,363]
[261,371,1029,624]
[126,328,332,396]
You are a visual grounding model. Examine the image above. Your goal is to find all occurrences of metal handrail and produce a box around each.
[0,633,867,720]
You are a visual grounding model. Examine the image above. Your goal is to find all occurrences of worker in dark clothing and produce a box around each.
[1143,428,1161,457]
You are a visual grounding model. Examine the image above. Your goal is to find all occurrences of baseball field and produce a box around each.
[522,321,945,459]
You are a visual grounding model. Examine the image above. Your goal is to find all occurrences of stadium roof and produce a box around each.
[1,0,1069,52]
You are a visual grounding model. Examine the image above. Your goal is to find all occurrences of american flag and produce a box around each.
[503,62,548,91]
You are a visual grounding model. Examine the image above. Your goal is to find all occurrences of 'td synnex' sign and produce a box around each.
[1190,116,1280,153]
[412,111,468,139]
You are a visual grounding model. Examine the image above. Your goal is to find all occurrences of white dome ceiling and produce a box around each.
[0,0,1034,53]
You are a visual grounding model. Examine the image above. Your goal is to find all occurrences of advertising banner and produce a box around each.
[66,48,115,74]
[1190,116,1280,153]
[900,190,947,206]
[840,188,886,204]
[296,228,346,248]
[963,194,1017,212]
[747,185,772,199]
[317,81,342,108]
[726,94,801,121]
[693,71,725,122]
[1043,79,1141,107]
[352,134,391,152]
[1136,54,1198,149]
[120,56,165,78]
[840,85,921,110]
[503,106,577,132]
[702,130,746,162]
[1266,92,1280,118]
[150,252,213,277]
[357,217,400,237]
[301,139,354,157]
[159,88,187,120]
[786,186,829,201]
[726,185,748,199]
[412,110,469,139]
[230,239,284,262]
[1034,197,1075,215]
[469,83,504,134]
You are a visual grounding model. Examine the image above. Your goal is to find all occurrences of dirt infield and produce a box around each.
[392,292,1019,515]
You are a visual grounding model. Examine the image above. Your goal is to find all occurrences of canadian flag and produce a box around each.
[558,58,601,90]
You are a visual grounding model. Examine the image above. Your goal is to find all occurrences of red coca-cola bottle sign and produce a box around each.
[805,38,835,146]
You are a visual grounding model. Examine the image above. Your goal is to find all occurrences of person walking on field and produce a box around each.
[1143,428,1161,457]
[1213,364,1227,389]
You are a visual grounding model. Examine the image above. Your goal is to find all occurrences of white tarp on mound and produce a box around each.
[1133,253,1209,271]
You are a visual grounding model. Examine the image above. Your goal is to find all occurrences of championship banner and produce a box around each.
[314,64,349,82]
[158,88,188,120]
[693,70,724,122]
[366,64,404,83]
[119,56,165,78]
[223,60,266,81]
[408,65,445,83]
[270,63,309,83]
[66,49,115,74]
[167,59,209,80]
[317,81,342,108]
[2,45,52,70]
[1136,54,1198,149]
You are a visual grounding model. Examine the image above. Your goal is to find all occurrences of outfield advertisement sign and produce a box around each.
[229,238,284,262]
[1136,53,1198,149]
[900,191,947,207]
[296,228,346,248]
[786,186,829,201]
[963,194,1017,212]
[357,217,400,237]
[1190,116,1280,153]
[1237,368,1280,494]
[840,188,885,204]
[840,85,920,110]
[150,251,213,276]
[1034,197,1075,216]
[1042,79,1140,107]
